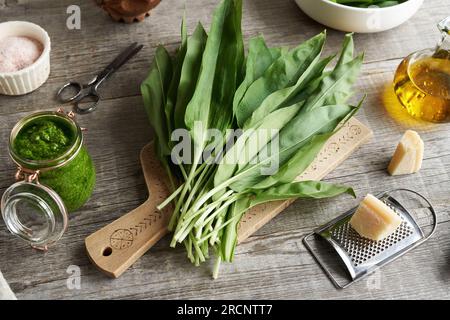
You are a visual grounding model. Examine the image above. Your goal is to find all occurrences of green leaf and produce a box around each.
[250,133,333,189]
[184,0,234,145]
[326,33,356,105]
[243,54,335,130]
[237,103,304,170]
[221,197,251,262]
[234,0,246,87]
[170,0,245,238]
[214,103,303,198]
[233,36,279,113]
[209,0,245,134]
[164,17,188,135]
[336,33,354,68]
[283,70,331,107]
[250,96,363,190]
[140,46,173,156]
[173,23,207,130]
[333,0,404,8]
[235,32,327,127]
[303,53,364,112]
[249,180,356,207]
[227,103,357,192]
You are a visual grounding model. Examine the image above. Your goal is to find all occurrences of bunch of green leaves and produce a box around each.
[142,0,364,278]
[330,0,407,8]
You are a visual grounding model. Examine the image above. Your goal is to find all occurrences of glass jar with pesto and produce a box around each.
[1,110,96,250]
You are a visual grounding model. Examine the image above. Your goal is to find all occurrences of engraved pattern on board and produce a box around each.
[107,145,169,250]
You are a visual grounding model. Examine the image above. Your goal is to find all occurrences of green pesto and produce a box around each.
[39,146,96,212]
[12,117,95,212]
[14,119,73,161]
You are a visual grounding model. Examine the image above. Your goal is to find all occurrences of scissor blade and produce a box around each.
[105,42,144,73]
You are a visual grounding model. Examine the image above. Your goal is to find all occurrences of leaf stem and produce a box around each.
[212,255,222,279]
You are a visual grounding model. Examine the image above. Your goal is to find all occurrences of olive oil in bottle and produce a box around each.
[393,17,450,123]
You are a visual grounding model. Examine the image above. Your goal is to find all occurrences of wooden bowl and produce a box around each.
[97,0,161,23]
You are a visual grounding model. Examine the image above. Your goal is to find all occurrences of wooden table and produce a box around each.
[1,0,449,300]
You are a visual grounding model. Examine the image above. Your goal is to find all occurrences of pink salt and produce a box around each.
[0,36,43,73]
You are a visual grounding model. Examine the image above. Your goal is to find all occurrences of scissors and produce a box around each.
[57,42,143,114]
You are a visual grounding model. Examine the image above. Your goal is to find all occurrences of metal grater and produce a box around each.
[303,189,437,289]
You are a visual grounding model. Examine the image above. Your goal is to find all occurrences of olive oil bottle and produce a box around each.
[394,17,450,123]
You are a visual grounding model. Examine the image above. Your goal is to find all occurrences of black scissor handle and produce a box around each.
[72,91,101,115]
[57,81,84,103]
[57,79,101,114]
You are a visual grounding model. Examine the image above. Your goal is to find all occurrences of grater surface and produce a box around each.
[330,215,413,267]
[315,194,424,280]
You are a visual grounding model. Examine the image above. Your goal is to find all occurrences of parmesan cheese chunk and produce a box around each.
[388,130,424,176]
[349,194,402,241]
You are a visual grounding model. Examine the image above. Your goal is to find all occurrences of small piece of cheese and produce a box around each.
[349,194,402,241]
[388,130,424,176]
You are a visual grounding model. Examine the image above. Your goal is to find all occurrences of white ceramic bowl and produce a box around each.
[0,21,51,95]
[295,0,424,33]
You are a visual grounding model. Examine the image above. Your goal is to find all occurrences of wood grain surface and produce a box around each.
[1,0,450,300]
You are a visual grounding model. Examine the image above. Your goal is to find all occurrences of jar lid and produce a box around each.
[8,110,83,171]
[1,181,68,250]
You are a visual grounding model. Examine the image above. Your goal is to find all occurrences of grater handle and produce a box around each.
[303,233,349,289]
[384,188,438,241]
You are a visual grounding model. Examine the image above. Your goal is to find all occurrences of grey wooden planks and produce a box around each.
[0,0,449,299]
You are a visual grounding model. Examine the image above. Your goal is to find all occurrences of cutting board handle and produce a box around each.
[85,197,171,278]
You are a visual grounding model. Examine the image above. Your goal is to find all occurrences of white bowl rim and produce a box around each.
[315,0,421,12]
[0,21,51,77]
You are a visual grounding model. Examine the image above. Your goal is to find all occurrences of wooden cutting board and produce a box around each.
[85,117,373,278]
